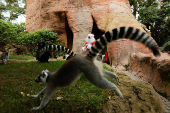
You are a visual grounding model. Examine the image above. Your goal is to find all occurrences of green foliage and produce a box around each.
[17,29,64,56]
[0,61,110,112]
[138,4,160,22]
[129,0,170,46]
[103,64,114,72]
[0,20,63,56]
[161,39,170,52]
[0,20,25,51]
[129,0,156,17]
[0,0,26,21]
[0,20,11,49]
[17,29,59,45]
[138,1,170,46]
[0,1,6,20]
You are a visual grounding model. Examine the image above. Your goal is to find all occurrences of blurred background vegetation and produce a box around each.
[129,0,170,51]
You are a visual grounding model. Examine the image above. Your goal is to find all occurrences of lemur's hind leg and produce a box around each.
[103,69,120,86]
[84,72,123,99]
[31,88,54,110]
[30,87,46,98]
[99,77,123,99]
[2,59,7,64]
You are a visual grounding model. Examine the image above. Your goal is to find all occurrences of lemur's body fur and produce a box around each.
[30,27,160,110]
[0,50,10,64]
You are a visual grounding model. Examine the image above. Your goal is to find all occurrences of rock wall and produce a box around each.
[129,53,170,100]
[103,72,164,113]
[26,0,152,63]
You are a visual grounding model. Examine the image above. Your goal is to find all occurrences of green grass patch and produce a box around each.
[9,55,34,60]
[103,64,114,72]
[0,61,115,113]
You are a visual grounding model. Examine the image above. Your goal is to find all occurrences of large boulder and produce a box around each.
[102,72,164,113]
[129,52,170,100]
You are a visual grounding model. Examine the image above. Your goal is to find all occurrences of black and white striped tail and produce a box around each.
[38,45,76,58]
[88,27,161,58]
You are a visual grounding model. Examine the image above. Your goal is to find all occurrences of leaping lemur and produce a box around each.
[0,50,10,64]
[30,27,160,110]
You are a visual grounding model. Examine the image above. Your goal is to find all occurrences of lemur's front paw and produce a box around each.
[116,77,121,86]
[31,107,40,111]
[30,95,38,98]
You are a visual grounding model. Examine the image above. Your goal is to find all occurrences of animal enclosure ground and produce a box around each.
[0,60,115,113]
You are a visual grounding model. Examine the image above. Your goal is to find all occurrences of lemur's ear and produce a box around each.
[44,69,49,72]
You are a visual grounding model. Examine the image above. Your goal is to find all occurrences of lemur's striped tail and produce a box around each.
[88,27,161,58]
[38,45,76,58]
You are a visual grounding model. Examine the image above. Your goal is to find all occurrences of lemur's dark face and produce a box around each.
[35,70,49,83]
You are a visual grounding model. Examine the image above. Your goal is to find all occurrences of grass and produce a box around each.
[0,60,116,113]
[9,55,34,60]
[103,64,114,72]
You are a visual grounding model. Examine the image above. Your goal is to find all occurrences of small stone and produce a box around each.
[56,97,63,100]
[21,92,25,96]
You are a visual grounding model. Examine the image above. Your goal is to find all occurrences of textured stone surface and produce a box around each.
[114,70,170,113]
[159,95,170,113]
[26,0,152,63]
[102,72,164,113]
[129,52,170,99]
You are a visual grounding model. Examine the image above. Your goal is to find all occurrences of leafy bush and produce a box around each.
[137,1,170,46]
[0,20,63,57]
[0,20,25,51]
[161,39,170,52]
[0,20,11,49]
[17,29,64,56]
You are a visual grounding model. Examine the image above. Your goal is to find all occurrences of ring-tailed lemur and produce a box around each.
[30,27,160,110]
[0,50,10,64]
[36,42,52,63]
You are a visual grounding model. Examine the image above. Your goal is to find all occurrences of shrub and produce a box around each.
[0,20,26,51]
[17,29,64,56]
[161,39,170,52]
